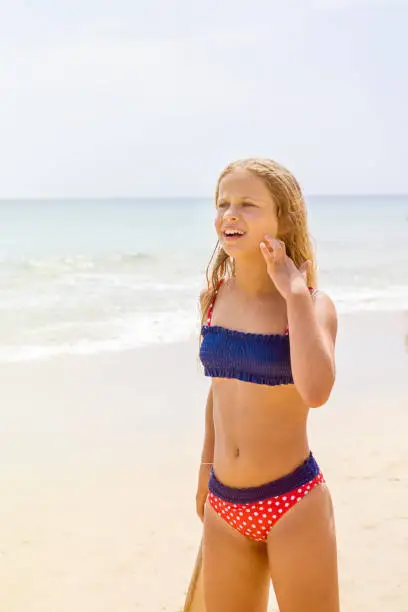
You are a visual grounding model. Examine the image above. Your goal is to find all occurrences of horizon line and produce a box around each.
[0,193,407,201]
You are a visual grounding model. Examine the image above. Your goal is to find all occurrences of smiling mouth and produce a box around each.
[222,230,246,240]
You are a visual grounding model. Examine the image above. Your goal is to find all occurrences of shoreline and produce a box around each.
[0,306,407,366]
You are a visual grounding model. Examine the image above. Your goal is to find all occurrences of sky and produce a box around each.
[0,0,407,197]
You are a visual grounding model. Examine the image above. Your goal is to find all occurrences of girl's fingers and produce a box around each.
[260,241,273,261]
[265,236,285,261]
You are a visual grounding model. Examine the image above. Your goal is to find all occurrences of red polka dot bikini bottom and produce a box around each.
[207,452,325,543]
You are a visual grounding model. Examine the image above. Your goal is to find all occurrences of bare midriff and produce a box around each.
[211,378,310,488]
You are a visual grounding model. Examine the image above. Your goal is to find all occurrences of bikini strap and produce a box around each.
[284,286,318,335]
[206,278,224,326]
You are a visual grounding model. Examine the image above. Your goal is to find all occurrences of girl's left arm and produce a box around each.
[286,286,338,407]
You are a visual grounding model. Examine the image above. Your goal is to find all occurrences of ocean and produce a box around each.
[0,195,407,362]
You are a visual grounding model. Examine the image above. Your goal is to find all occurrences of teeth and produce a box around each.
[225,230,243,236]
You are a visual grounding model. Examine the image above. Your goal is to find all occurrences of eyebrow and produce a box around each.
[217,196,259,203]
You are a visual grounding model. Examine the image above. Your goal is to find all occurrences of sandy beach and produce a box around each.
[0,310,407,612]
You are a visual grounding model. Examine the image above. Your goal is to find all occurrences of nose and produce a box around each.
[224,208,239,222]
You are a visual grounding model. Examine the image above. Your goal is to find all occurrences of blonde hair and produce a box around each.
[200,158,317,327]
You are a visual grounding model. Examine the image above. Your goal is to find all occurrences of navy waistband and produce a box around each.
[208,452,320,504]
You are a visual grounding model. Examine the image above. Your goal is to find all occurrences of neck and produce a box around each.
[232,256,279,297]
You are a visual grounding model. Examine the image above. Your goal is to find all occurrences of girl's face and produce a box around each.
[215,169,279,258]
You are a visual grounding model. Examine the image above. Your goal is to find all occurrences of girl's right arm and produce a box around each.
[201,383,214,464]
[196,384,214,521]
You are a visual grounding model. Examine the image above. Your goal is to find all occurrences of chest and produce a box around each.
[212,298,288,337]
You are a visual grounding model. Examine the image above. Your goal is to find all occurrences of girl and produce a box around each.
[196,159,339,612]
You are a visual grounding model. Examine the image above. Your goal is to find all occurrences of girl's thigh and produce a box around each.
[267,483,340,612]
[203,501,271,612]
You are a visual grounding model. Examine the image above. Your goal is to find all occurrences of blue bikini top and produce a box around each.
[199,279,316,387]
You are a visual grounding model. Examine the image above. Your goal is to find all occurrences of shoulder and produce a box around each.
[199,288,211,319]
[200,278,230,319]
[313,289,336,312]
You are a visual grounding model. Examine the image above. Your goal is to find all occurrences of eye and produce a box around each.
[217,201,228,209]
[242,201,255,207]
